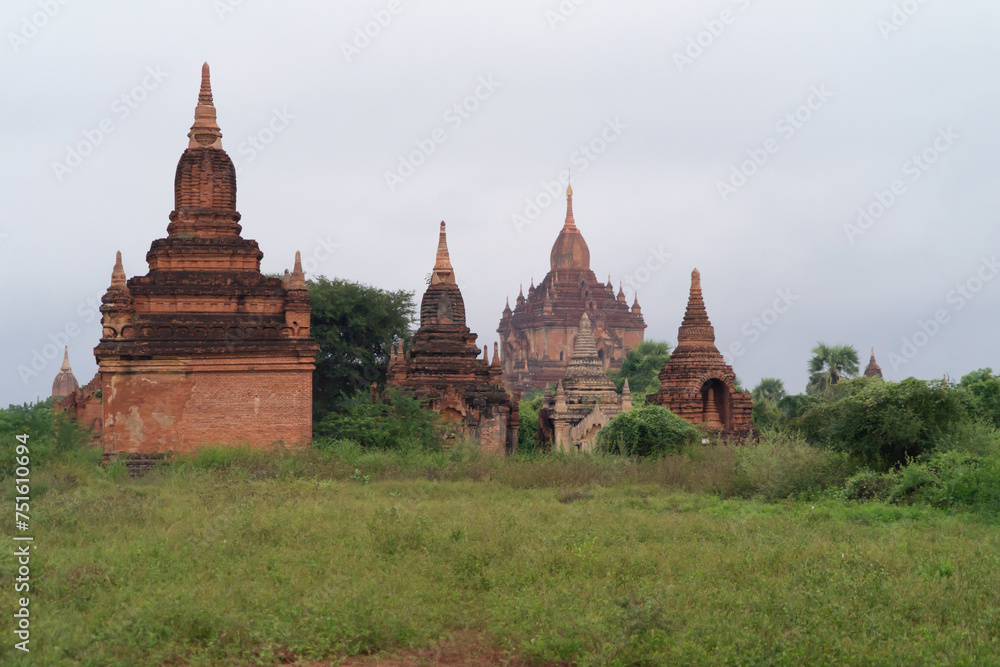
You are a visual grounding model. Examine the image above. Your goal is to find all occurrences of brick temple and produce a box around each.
[56,64,318,453]
[497,185,646,392]
[537,313,632,451]
[864,349,884,379]
[648,269,754,441]
[388,222,519,454]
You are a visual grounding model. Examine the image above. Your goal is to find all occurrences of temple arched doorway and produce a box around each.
[700,379,730,430]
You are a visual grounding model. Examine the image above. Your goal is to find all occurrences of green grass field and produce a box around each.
[3,445,1000,666]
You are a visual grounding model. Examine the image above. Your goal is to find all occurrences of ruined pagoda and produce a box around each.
[538,313,632,451]
[648,269,754,440]
[388,222,519,454]
[58,64,319,453]
[497,185,645,392]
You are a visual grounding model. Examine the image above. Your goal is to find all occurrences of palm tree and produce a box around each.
[807,343,859,394]
[751,378,786,404]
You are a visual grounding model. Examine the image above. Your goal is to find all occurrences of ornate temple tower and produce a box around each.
[497,185,646,392]
[648,269,754,441]
[864,349,884,379]
[537,313,632,452]
[62,64,319,453]
[388,222,519,454]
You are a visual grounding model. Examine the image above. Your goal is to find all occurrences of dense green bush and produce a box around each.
[795,378,967,469]
[314,389,444,451]
[517,389,543,453]
[595,405,700,457]
[751,400,783,431]
[0,400,96,478]
[958,368,1000,427]
[843,468,899,501]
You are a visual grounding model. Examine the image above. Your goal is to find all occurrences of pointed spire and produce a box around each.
[564,181,576,229]
[864,347,884,379]
[431,221,456,285]
[289,251,306,289]
[675,268,717,351]
[51,346,78,398]
[188,62,223,149]
[111,251,127,288]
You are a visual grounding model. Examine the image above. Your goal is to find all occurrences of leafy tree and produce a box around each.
[807,343,859,395]
[309,277,415,420]
[778,393,820,419]
[958,368,1000,427]
[314,388,443,450]
[517,390,543,454]
[796,378,967,469]
[751,378,786,404]
[606,341,671,403]
[751,400,784,431]
[595,404,700,457]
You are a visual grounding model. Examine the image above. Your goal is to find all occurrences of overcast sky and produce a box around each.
[2,0,998,407]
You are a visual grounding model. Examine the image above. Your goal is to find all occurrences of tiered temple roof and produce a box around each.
[498,186,645,391]
[388,222,518,454]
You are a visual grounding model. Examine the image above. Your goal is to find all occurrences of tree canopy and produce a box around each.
[752,378,787,404]
[309,277,415,420]
[606,340,671,403]
[959,368,1000,427]
[807,343,859,394]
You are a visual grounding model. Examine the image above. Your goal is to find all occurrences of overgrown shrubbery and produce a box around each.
[794,377,967,469]
[0,400,96,478]
[734,429,855,500]
[595,405,700,457]
[959,368,1000,427]
[314,388,444,451]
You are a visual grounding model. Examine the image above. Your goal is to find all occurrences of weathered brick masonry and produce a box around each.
[57,64,318,452]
